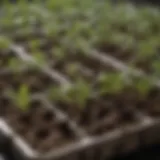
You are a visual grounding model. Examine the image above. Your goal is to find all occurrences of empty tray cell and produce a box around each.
[1,98,77,153]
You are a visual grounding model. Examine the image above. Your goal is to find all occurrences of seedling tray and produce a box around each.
[1,113,160,160]
[1,1,160,160]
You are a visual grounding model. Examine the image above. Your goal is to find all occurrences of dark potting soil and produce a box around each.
[0,97,77,152]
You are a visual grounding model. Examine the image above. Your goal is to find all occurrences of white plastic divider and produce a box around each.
[10,44,71,86]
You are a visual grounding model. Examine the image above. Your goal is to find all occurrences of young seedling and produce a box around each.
[66,63,79,77]
[98,72,125,95]
[52,47,66,61]
[7,57,25,72]
[137,39,157,61]
[0,36,11,50]
[66,78,92,108]
[29,39,42,49]
[32,51,47,66]
[48,85,63,102]
[49,78,92,109]
[74,37,92,54]
[132,77,152,97]
[10,84,31,111]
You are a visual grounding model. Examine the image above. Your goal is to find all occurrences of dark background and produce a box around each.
[117,144,160,160]
[0,144,160,160]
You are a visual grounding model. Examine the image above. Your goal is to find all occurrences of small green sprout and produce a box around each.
[33,51,46,65]
[137,40,157,60]
[52,47,66,61]
[74,37,91,53]
[67,78,91,108]
[133,77,152,97]
[0,36,11,50]
[7,58,22,71]
[98,72,125,95]
[12,84,31,111]
[48,85,63,101]
[66,63,79,76]
[109,32,126,46]
[49,78,92,109]
[29,39,42,49]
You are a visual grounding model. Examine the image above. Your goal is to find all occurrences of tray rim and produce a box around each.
[0,116,158,160]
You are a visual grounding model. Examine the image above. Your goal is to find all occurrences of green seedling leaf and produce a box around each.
[98,72,125,95]
[13,84,30,111]
[49,79,91,109]
[52,47,66,61]
[8,58,21,71]
[0,36,11,50]
[137,39,157,60]
[29,39,41,49]
[66,78,92,108]
[133,77,152,97]
[66,63,79,76]
[75,37,91,53]
[33,51,46,65]
[47,0,75,10]
[109,32,126,46]
[48,85,63,101]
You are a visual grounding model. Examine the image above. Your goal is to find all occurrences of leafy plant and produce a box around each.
[49,78,92,109]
